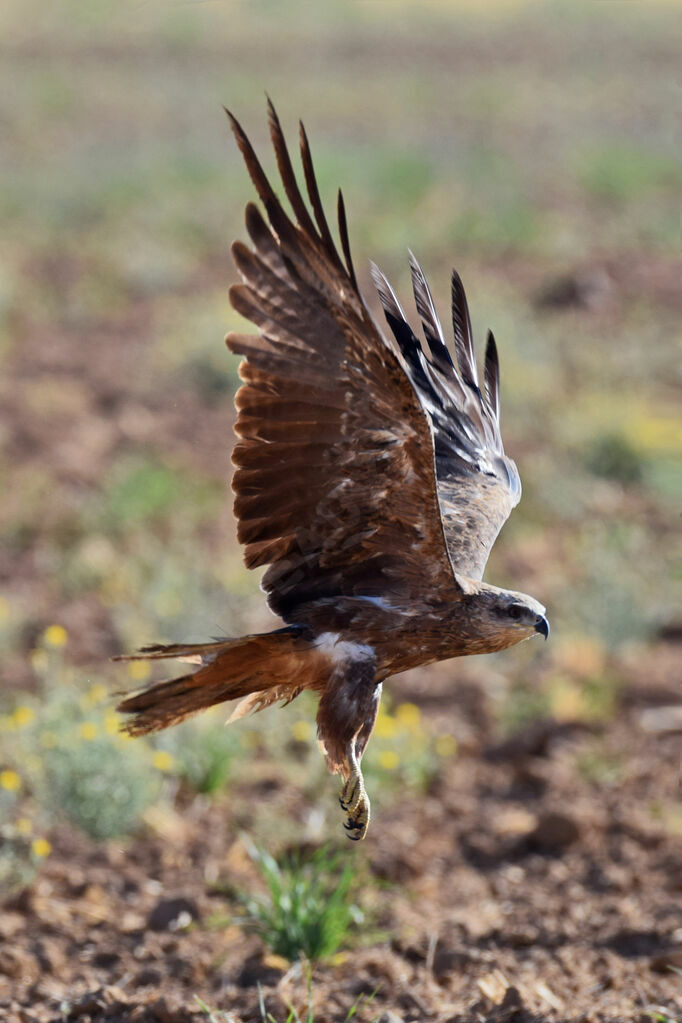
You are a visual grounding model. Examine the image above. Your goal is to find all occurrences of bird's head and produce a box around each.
[460,581,549,653]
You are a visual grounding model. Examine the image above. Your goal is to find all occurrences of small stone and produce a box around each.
[146,998,177,1023]
[0,913,25,940]
[92,950,120,969]
[432,943,471,981]
[0,947,35,981]
[132,967,163,988]
[527,811,580,852]
[236,952,288,988]
[120,910,146,933]
[147,896,199,932]
[535,267,612,311]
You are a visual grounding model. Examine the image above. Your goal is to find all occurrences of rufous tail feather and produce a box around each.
[115,627,321,736]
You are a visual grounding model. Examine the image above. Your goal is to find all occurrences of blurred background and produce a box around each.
[0,1,680,1020]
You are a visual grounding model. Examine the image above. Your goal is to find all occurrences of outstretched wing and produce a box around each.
[226,103,459,620]
[371,255,521,580]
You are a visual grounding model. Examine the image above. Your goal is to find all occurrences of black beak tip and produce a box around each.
[534,615,550,640]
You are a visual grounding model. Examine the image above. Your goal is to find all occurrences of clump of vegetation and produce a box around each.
[41,731,162,840]
[97,454,223,537]
[104,456,185,527]
[576,742,624,787]
[235,843,363,962]
[0,828,51,898]
[578,143,682,203]
[0,769,52,897]
[584,432,644,484]
[497,680,552,735]
[0,626,166,844]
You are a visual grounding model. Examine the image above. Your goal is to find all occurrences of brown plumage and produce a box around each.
[117,101,548,840]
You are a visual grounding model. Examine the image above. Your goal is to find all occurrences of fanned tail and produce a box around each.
[115,627,321,736]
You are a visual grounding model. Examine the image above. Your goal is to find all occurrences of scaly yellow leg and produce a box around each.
[338,741,370,841]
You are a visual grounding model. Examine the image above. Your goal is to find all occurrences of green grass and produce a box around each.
[233,842,363,962]
[104,458,188,526]
[578,144,682,203]
[194,995,238,1023]
[645,1004,681,1023]
[497,680,552,735]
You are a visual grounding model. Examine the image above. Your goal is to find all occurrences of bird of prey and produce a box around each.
[117,102,549,841]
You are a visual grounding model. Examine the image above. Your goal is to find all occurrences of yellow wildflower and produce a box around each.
[0,770,21,792]
[12,706,35,728]
[374,713,398,739]
[152,750,174,772]
[378,750,400,771]
[43,624,68,648]
[291,720,311,742]
[625,410,681,454]
[395,702,421,730]
[104,711,120,736]
[128,660,151,683]
[87,683,108,705]
[79,722,99,741]
[263,953,290,971]
[15,817,32,836]
[31,838,51,858]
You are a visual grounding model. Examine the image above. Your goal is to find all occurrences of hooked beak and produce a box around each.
[534,614,550,640]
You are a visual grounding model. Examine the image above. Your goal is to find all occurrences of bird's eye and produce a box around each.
[508,604,524,620]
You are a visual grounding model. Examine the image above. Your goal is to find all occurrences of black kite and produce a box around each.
[117,103,549,840]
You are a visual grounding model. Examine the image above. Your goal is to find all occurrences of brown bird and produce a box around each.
[117,101,549,841]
